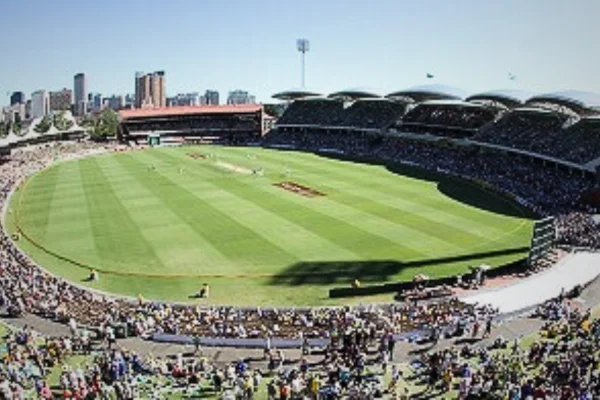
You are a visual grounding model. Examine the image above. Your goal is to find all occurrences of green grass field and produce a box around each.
[5,146,534,306]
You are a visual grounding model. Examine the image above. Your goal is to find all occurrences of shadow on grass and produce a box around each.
[269,246,529,286]
[315,151,537,219]
[386,163,537,219]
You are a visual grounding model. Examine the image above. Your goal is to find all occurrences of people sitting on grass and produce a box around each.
[88,269,98,282]
[4,297,597,399]
[412,297,600,399]
[199,283,210,299]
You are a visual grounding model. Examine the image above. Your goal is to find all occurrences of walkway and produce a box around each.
[462,252,600,313]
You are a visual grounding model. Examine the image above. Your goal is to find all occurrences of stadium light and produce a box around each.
[296,38,310,88]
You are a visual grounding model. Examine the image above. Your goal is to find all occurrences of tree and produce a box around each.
[91,109,119,140]
[12,120,21,136]
[34,116,52,133]
[53,112,73,131]
[0,121,8,137]
[79,116,95,128]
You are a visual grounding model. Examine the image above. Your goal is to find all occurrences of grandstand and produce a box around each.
[272,86,600,169]
[118,104,265,144]
[394,100,497,138]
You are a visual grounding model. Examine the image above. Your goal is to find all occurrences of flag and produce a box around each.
[426,73,434,79]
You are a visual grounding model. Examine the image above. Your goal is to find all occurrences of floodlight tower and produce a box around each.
[296,38,310,88]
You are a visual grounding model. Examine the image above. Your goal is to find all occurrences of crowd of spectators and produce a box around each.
[340,100,406,130]
[276,99,407,130]
[556,213,600,249]
[475,111,600,165]
[275,100,346,127]
[0,321,267,398]
[398,103,497,138]
[0,303,498,399]
[2,291,598,398]
[278,99,600,166]
[413,300,600,399]
[277,99,497,138]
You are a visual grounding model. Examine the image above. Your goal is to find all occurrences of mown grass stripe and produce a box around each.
[234,153,498,249]
[171,149,476,252]
[19,164,61,243]
[231,147,523,234]
[133,153,362,264]
[147,150,428,260]
[78,157,165,271]
[42,162,100,264]
[95,154,237,274]
[115,153,299,271]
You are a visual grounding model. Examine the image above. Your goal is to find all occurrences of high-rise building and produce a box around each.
[152,71,166,108]
[150,73,161,108]
[93,93,103,111]
[227,90,256,105]
[74,73,87,116]
[124,94,135,107]
[31,90,50,118]
[168,93,200,107]
[107,95,124,110]
[10,92,25,106]
[135,72,148,108]
[25,100,32,119]
[49,88,73,111]
[205,90,219,105]
[135,71,166,108]
[2,104,26,124]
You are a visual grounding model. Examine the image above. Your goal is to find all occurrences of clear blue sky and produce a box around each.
[1,0,598,106]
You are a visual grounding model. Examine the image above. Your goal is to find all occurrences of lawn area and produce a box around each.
[5,146,534,306]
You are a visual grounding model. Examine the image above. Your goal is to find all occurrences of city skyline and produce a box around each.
[1,0,599,107]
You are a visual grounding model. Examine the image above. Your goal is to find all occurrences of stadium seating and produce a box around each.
[340,99,406,129]
[397,102,497,138]
[473,110,600,164]
[276,99,345,126]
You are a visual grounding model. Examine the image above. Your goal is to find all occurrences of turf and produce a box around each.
[5,146,533,306]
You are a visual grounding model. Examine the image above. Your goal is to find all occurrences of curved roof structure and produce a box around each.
[419,99,483,108]
[526,91,600,114]
[511,106,563,115]
[386,84,466,102]
[467,90,535,108]
[272,88,322,101]
[328,88,382,99]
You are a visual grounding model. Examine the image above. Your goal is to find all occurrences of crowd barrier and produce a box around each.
[329,255,527,298]
[150,330,426,348]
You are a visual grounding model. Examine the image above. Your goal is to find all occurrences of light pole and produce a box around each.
[296,38,310,88]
